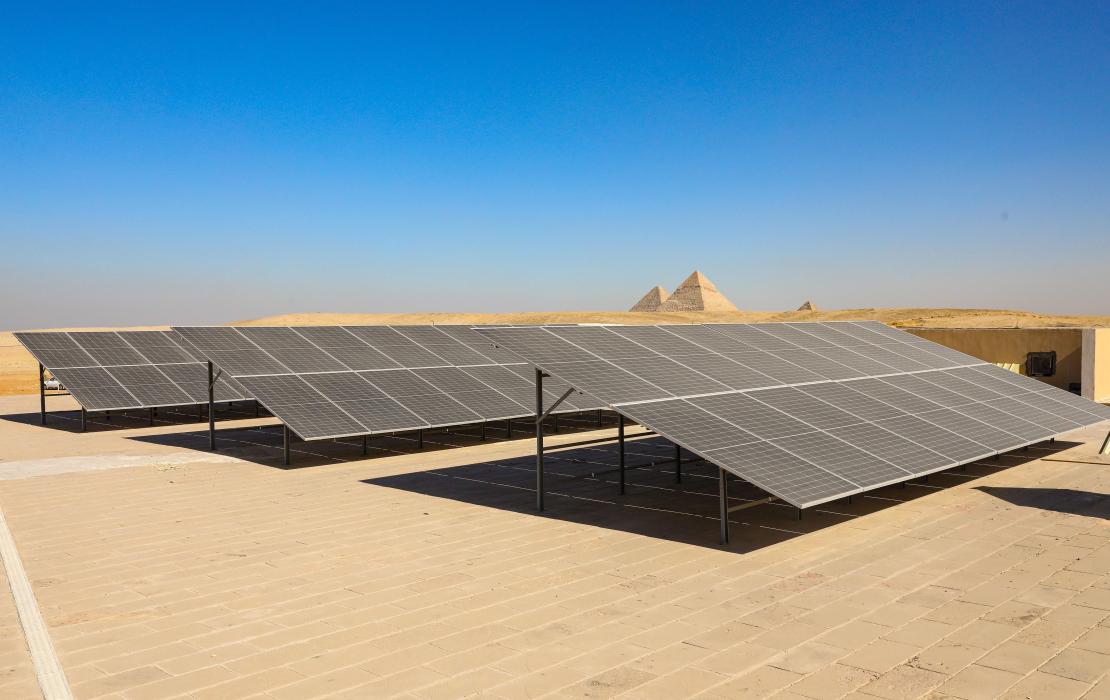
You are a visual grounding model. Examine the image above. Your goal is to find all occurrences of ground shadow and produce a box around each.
[976,486,1108,519]
[127,412,623,470]
[0,402,266,434]
[363,438,1081,550]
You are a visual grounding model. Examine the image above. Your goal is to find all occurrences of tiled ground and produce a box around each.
[0,395,1107,699]
[0,551,39,697]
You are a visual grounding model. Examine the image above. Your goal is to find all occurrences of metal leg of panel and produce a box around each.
[38,363,46,425]
[1100,431,1110,456]
[506,419,512,438]
[80,408,87,433]
[148,408,154,426]
[199,404,204,422]
[417,429,424,450]
[105,410,110,422]
[718,469,729,545]
[255,401,260,418]
[283,424,291,466]
[553,415,558,433]
[618,414,626,495]
[797,508,803,521]
[535,369,545,512]
[362,435,368,456]
[847,495,853,504]
[674,443,682,484]
[481,422,486,441]
[207,361,216,451]
[597,409,603,428]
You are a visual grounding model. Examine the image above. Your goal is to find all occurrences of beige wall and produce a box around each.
[906,328,1083,391]
[1082,329,1110,403]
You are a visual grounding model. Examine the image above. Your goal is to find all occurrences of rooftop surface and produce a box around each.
[0,395,1107,699]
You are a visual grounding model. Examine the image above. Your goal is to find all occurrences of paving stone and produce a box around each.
[839,639,920,674]
[785,662,877,699]
[937,664,1022,700]
[976,640,1056,674]
[999,670,1092,700]
[1041,647,1110,683]
[857,664,945,700]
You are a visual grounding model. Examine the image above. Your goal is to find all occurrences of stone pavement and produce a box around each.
[0,395,1107,699]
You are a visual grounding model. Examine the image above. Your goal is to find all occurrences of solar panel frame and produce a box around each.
[16,330,252,412]
[171,325,606,440]
[476,322,1110,510]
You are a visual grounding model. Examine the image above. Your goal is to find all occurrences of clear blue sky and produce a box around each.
[2,2,1108,328]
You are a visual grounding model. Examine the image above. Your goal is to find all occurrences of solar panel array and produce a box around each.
[476,321,1110,508]
[14,331,251,411]
[171,325,602,440]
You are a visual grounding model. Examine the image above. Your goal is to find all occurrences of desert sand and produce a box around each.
[3,308,1109,395]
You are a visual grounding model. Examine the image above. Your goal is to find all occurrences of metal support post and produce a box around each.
[506,419,512,438]
[553,414,558,433]
[417,429,424,449]
[255,401,260,418]
[674,443,682,484]
[148,407,154,426]
[207,361,216,451]
[719,468,729,545]
[535,368,545,511]
[362,435,368,456]
[797,508,803,521]
[1100,430,1110,456]
[597,409,603,428]
[38,363,46,425]
[283,424,291,465]
[105,410,111,421]
[80,408,87,432]
[618,414,626,495]
[481,422,486,441]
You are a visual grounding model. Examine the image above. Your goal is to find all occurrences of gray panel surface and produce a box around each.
[690,393,815,440]
[617,400,760,453]
[772,432,909,488]
[705,441,857,508]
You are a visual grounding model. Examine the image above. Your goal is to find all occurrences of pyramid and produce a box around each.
[629,285,670,312]
[797,300,817,311]
[659,271,738,312]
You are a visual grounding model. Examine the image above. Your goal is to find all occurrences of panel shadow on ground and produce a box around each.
[362,435,1079,550]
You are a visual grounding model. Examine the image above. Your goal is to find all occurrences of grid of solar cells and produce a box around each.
[15,330,250,411]
[171,325,603,440]
[476,322,1110,508]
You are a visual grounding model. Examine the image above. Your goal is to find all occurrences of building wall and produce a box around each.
[906,328,1084,392]
[1081,329,1110,403]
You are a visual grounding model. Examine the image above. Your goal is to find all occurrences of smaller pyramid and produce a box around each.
[659,271,738,312]
[797,300,817,311]
[630,286,670,312]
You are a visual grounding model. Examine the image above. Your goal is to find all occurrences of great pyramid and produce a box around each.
[629,285,670,312]
[659,271,738,312]
[797,300,817,311]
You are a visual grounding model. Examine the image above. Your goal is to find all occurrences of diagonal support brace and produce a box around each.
[536,386,576,424]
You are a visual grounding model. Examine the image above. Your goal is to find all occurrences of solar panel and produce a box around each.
[477,322,1110,509]
[172,325,604,440]
[15,330,252,412]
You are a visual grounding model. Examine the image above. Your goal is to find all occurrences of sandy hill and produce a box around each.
[4,308,1109,395]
